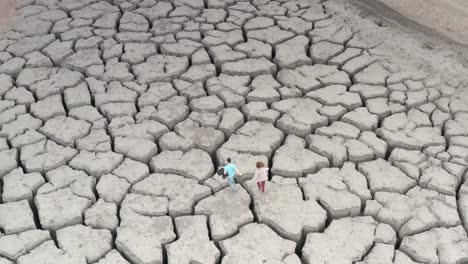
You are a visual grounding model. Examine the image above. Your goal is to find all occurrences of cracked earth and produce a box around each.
[0,0,468,263]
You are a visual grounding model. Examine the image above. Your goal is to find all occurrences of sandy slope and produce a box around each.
[370,0,468,46]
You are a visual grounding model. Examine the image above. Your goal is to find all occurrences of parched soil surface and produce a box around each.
[0,0,468,264]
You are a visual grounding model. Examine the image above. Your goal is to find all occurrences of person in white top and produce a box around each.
[252,161,268,192]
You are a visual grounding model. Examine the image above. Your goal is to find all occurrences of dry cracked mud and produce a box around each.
[0,0,468,264]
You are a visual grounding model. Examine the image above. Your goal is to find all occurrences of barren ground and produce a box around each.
[0,0,467,264]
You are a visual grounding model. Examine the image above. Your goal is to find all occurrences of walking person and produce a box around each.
[252,161,268,192]
[224,158,241,192]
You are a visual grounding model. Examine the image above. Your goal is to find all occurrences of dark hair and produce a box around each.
[227,158,231,163]
[256,161,265,169]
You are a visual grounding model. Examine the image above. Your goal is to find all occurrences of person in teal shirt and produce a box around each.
[224,158,241,192]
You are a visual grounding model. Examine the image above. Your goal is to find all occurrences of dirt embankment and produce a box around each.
[356,0,468,46]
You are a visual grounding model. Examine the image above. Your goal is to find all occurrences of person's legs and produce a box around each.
[257,182,261,191]
[228,177,237,192]
[261,181,265,192]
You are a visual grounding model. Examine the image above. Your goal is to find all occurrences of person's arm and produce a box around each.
[235,168,242,176]
[252,169,258,182]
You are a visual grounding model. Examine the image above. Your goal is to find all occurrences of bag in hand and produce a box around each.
[217,168,226,179]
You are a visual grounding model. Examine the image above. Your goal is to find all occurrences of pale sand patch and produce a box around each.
[0,0,15,32]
